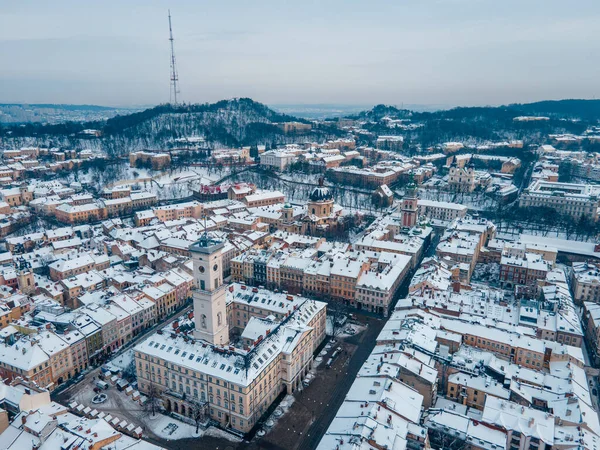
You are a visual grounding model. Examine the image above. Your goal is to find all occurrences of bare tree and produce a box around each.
[143,380,162,418]
[428,428,466,450]
[327,302,349,338]
[189,398,208,434]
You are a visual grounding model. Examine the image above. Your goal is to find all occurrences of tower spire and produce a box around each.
[168,10,180,105]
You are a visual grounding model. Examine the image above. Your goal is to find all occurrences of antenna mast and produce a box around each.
[168,10,180,105]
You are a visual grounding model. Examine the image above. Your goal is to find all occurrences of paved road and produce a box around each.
[295,315,385,450]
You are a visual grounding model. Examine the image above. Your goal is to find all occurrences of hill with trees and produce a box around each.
[0,98,342,155]
[351,99,600,149]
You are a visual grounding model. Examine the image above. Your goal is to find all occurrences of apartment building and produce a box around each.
[233,248,411,316]
[48,253,110,281]
[243,191,285,208]
[54,202,106,224]
[571,262,600,304]
[584,302,600,364]
[142,283,178,320]
[327,165,405,188]
[500,252,551,296]
[0,338,53,389]
[151,201,204,222]
[519,180,600,220]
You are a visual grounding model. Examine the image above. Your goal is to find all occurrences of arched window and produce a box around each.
[201,314,207,328]
[312,208,315,214]
[217,312,223,326]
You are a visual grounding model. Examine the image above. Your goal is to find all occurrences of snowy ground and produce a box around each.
[227,169,376,212]
[105,349,135,373]
[260,394,296,435]
[57,160,232,201]
[63,360,241,444]
[326,316,367,338]
[151,166,227,188]
[142,413,202,440]
[496,227,596,243]
[112,166,230,201]
[337,323,367,339]
[418,187,500,211]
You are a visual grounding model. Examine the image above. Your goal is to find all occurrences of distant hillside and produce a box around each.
[0,98,342,155]
[509,99,600,120]
[348,100,600,148]
[347,104,413,121]
[0,103,140,124]
[351,99,600,122]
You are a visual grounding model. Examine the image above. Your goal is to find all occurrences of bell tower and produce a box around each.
[402,175,418,228]
[190,235,229,346]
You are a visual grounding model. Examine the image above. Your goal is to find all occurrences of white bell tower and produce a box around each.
[190,235,229,346]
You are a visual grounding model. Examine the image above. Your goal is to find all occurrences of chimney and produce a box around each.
[21,415,27,425]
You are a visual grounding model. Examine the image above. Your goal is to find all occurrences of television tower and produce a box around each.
[168,10,180,105]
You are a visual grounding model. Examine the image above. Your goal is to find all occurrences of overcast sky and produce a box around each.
[1,0,599,107]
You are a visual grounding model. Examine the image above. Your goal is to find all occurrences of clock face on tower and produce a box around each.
[213,264,218,272]
[199,266,205,273]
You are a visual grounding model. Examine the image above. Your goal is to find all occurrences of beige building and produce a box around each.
[54,202,106,224]
[571,262,600,305]
[0,186,33,206]
[243,191,285,208]
[152,201,204,222]
[130,151,171,170]
[275,121,311,133]
[448,157,475,192]
[134,236,327,434]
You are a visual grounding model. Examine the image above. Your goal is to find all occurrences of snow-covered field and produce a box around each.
[417,187,499,211]
[143,413,202,440]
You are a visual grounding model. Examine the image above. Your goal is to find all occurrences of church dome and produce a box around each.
[310,178,333,202]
